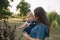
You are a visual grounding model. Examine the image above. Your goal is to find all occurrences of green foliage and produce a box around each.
[17,0,30,16]
[57,15,60,25]
[51,21,58,28]
[0,0,9,10]
[0,0,12,19]
[48,11,58,24]
[10,0,14,2]
[1,10,12,18]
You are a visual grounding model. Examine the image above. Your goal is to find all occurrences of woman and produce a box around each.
[23,7,50,40]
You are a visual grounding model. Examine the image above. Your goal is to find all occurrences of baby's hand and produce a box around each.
[15,27,21,31]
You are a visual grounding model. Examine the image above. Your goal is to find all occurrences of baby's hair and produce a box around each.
[27,11,34,17]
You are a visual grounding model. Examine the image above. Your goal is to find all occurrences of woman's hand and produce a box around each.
[23,32,30,38]
[23,32,38,40]
[23,32,30,40]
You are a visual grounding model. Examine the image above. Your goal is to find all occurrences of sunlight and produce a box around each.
[8,0,20,14]
[8,0,60,14]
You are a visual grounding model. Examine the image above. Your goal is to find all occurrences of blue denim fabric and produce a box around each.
[30,23,48,40]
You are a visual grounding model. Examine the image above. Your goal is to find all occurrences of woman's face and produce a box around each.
[35,16,38,22]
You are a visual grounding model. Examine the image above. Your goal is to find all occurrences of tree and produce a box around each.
[10,0,14,2]
[57,15,60,25]
[0,0,12,20]
[48,11,59,28]
[0,0,9,10]
[17,0,30,16]
[48,11,58,24]
[1,10,12,19]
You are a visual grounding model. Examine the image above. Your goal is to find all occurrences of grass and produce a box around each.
[48,26,60,40]
[0,18,60,40]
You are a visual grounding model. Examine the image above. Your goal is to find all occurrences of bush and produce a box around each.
[0,20,16,40]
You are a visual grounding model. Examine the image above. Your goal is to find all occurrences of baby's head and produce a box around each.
[26,12,35,21]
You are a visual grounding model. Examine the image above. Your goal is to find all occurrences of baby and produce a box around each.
[16,11,36,34]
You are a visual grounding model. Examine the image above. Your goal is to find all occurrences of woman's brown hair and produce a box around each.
[34,7,51,37]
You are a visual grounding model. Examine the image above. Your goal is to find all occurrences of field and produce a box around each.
[0,18,60,40]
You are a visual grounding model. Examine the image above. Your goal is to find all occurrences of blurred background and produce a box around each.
[0,0,60,40]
